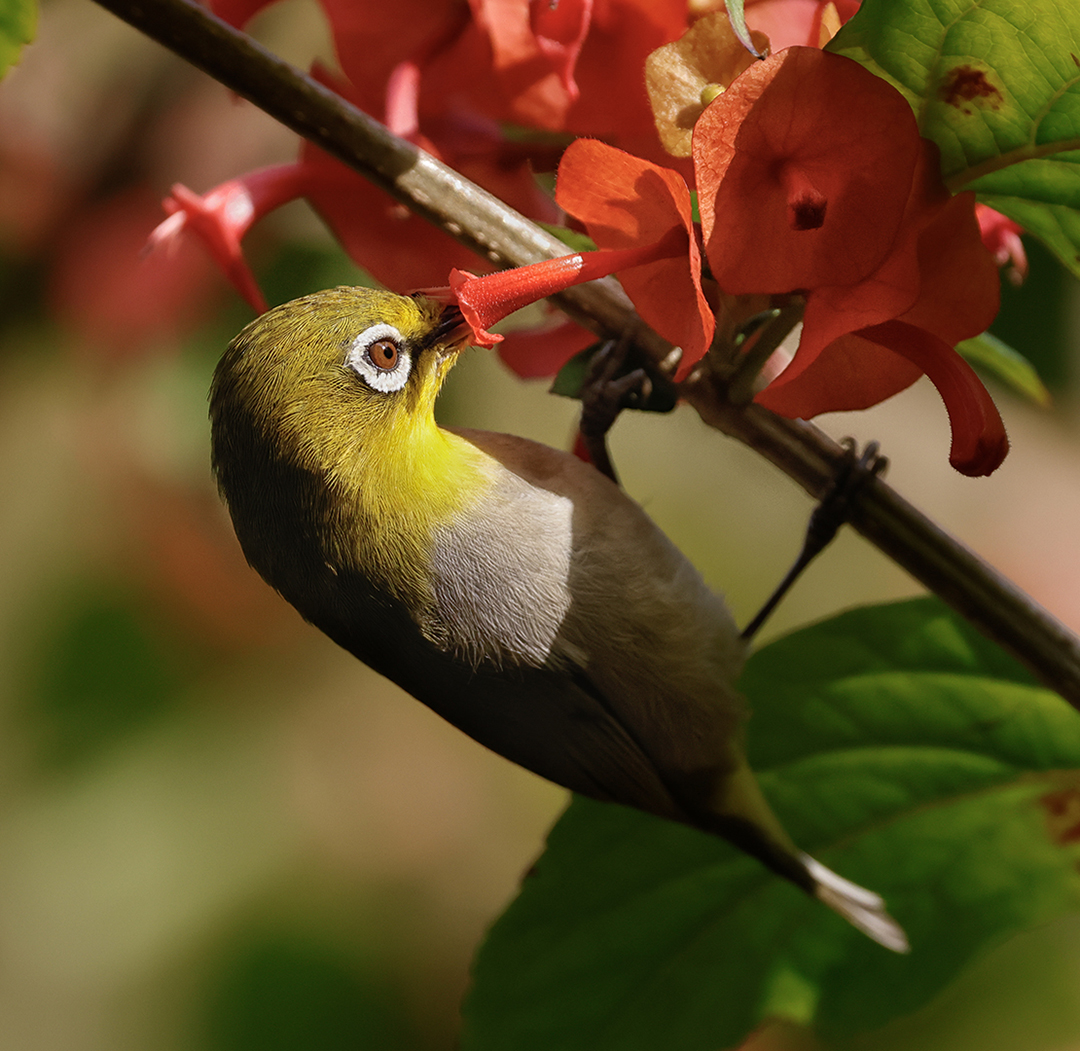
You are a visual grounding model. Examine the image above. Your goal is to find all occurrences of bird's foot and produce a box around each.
[804,439,888,556]
[741,440,887,642]
[577,336,653,484]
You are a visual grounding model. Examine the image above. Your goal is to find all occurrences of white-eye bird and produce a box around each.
[209,285,908,953]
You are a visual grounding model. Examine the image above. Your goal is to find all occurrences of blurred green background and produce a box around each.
[2,2,1080,1049]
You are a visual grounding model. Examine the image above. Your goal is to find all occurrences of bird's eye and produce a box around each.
[346,323,412,392]
[367,338,400,371]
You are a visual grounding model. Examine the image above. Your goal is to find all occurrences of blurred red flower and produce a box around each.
[742,0,860,49]
[976,203,1028,284]
[212,0,692,141]
[52,187,223,359]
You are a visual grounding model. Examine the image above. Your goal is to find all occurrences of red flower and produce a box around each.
[451,230,687,347]
[51,187,222,359]
[529,0,594,102]
[550,0,691,138]
[976,204,1028,284]
[555,138,712,371]
[693,48,1008,475]
[742,0,860,50]
[150,42,568,309]
[295,67,559,291]
[212,0,691,142]
[148,165,312,313]
[450,138,703,363]
[694,48,923,296]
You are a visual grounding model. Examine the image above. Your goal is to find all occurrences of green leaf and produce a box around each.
[462,598,1080,1051]
[722,0,763,59]
[957,330,1052,406]
[201,930,418,1051]
[536,223,597,254]
[549,344,601,399]
[0,0,35,79]
[829,0,1080,277]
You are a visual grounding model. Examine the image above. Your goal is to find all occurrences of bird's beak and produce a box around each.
[427,303,473,352]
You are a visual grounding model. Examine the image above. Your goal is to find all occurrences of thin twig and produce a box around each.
[91,0,1080,705]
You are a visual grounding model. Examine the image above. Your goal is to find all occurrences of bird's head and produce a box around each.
[210,285,470,487]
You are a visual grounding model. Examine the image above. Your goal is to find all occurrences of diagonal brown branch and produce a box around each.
[91,0,1080,705]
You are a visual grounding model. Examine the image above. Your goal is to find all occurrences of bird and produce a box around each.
[209,284,908,953]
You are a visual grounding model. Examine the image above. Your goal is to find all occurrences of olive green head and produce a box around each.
[210,286,466,480]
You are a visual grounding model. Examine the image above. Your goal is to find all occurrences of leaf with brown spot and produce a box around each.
[830,0,1080,279]
[939,64,1004,112]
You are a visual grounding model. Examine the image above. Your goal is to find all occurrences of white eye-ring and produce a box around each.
[346,323,412,392]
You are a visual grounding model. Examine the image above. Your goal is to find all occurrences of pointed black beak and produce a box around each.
[426,303,472,351]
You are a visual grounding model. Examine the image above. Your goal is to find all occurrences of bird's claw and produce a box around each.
[807,439,888,550]
[577,337,652,484]
[741,439,887,642]
[580,338,652,432]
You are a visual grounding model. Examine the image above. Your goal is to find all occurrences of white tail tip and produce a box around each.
[802,854,910,953]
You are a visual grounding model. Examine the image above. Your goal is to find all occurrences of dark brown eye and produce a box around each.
[368,339,400,371]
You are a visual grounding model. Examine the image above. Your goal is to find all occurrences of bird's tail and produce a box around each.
[705,763,909,953]
[801,854,909,953]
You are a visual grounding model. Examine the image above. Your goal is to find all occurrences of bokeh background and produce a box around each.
[2,2,1080,1049]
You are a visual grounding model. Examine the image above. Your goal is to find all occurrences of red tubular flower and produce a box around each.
[149,53,562,308]
[555,138,712,374]
[451,230,687,347]
[976,204,1028,283]
[148,165,313,313]
[871,323,1008,476]
[757,325,1007,476]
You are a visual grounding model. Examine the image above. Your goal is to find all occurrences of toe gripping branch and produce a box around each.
[576,335,671,485]
[740,440,888,643]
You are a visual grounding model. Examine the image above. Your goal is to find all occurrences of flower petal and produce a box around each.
[149,165,311,312]
[767,139,1000,420]
[556,138,712,369]
[743,0,860,50]
[976,203,1028,282]
[694,48,921,295]
[530,0,593,101]
[904,190,1001,343]
[861,320,1009,476]
[755,330,923,416]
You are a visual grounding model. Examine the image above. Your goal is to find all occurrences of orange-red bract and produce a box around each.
[556,138,712,371]
[688,48,1007,475]
[694,48,922,295]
